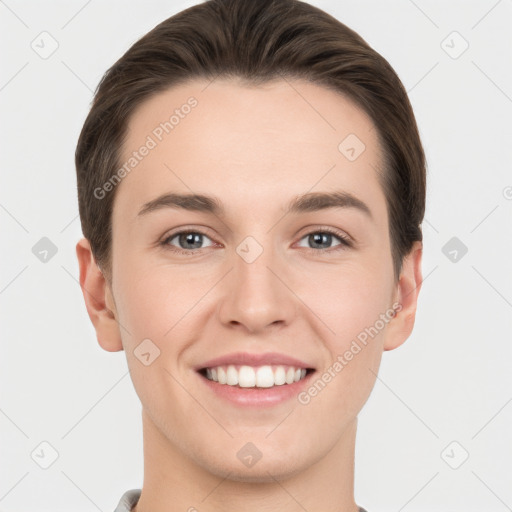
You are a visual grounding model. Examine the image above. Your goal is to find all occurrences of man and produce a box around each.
[75,1,425,510]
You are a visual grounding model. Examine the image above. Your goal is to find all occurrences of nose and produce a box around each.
[217,238,297,334]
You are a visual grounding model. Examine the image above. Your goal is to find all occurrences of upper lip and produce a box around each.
[195,352,315,370]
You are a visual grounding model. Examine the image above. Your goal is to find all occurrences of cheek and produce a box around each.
[112,262,211,380]
[111,266,186,387]
[112,268,198,416]
[115,274,167,338]
[296,273,390,433]
[302,261,392,344]
[307,268,391,404]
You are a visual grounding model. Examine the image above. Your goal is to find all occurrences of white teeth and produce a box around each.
[255,366,274,388]
[203,364,310,388]
[217,366,227,384]
[226,365,239,385]
[274,366,286,385]
[239,366,256,387]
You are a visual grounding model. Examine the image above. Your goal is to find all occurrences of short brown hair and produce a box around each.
[75,0,426,284]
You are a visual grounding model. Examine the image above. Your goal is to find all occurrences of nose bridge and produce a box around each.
[218,232,295,331]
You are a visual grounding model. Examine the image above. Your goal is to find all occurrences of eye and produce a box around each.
[296,229,352,252]
[161,230,216,254]
[160,227,352,256]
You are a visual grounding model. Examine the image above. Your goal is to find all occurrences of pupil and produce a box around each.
[311,233,331,249]
[181,232,202,249]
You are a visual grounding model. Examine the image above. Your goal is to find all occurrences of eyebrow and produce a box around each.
[137,190,373,220]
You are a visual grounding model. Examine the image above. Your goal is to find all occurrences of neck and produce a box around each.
[133,409,360,512]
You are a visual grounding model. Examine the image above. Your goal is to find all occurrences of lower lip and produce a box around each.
[197,370,315,407]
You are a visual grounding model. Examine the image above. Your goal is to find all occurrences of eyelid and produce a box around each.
[160,225,354,254]
[160,225,217,242]
[160,226,219,253]
[294,229,353,255]
[295,225,353,245]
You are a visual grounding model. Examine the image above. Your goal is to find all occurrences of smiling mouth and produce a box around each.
[198,364,316,388]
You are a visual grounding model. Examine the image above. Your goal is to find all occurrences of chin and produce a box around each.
[198,447,311,483]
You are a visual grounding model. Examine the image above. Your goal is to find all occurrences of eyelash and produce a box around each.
[159,227,353,256]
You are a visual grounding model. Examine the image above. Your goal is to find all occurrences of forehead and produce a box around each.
[113,77,386,224]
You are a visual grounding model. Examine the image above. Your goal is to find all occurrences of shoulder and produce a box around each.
[113,489,141,512]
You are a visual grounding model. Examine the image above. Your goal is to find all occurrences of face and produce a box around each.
[80,78,422,482]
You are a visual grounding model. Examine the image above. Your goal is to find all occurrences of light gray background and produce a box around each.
[1,1,511,511]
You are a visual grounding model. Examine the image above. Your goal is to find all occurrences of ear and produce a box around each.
[76,237,123,352]
[383,240,423,351]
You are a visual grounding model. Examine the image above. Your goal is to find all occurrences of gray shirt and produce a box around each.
[113,488,369,511]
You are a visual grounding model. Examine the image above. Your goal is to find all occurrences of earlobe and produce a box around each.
[383,241,423,352]
[75,238,124,352]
